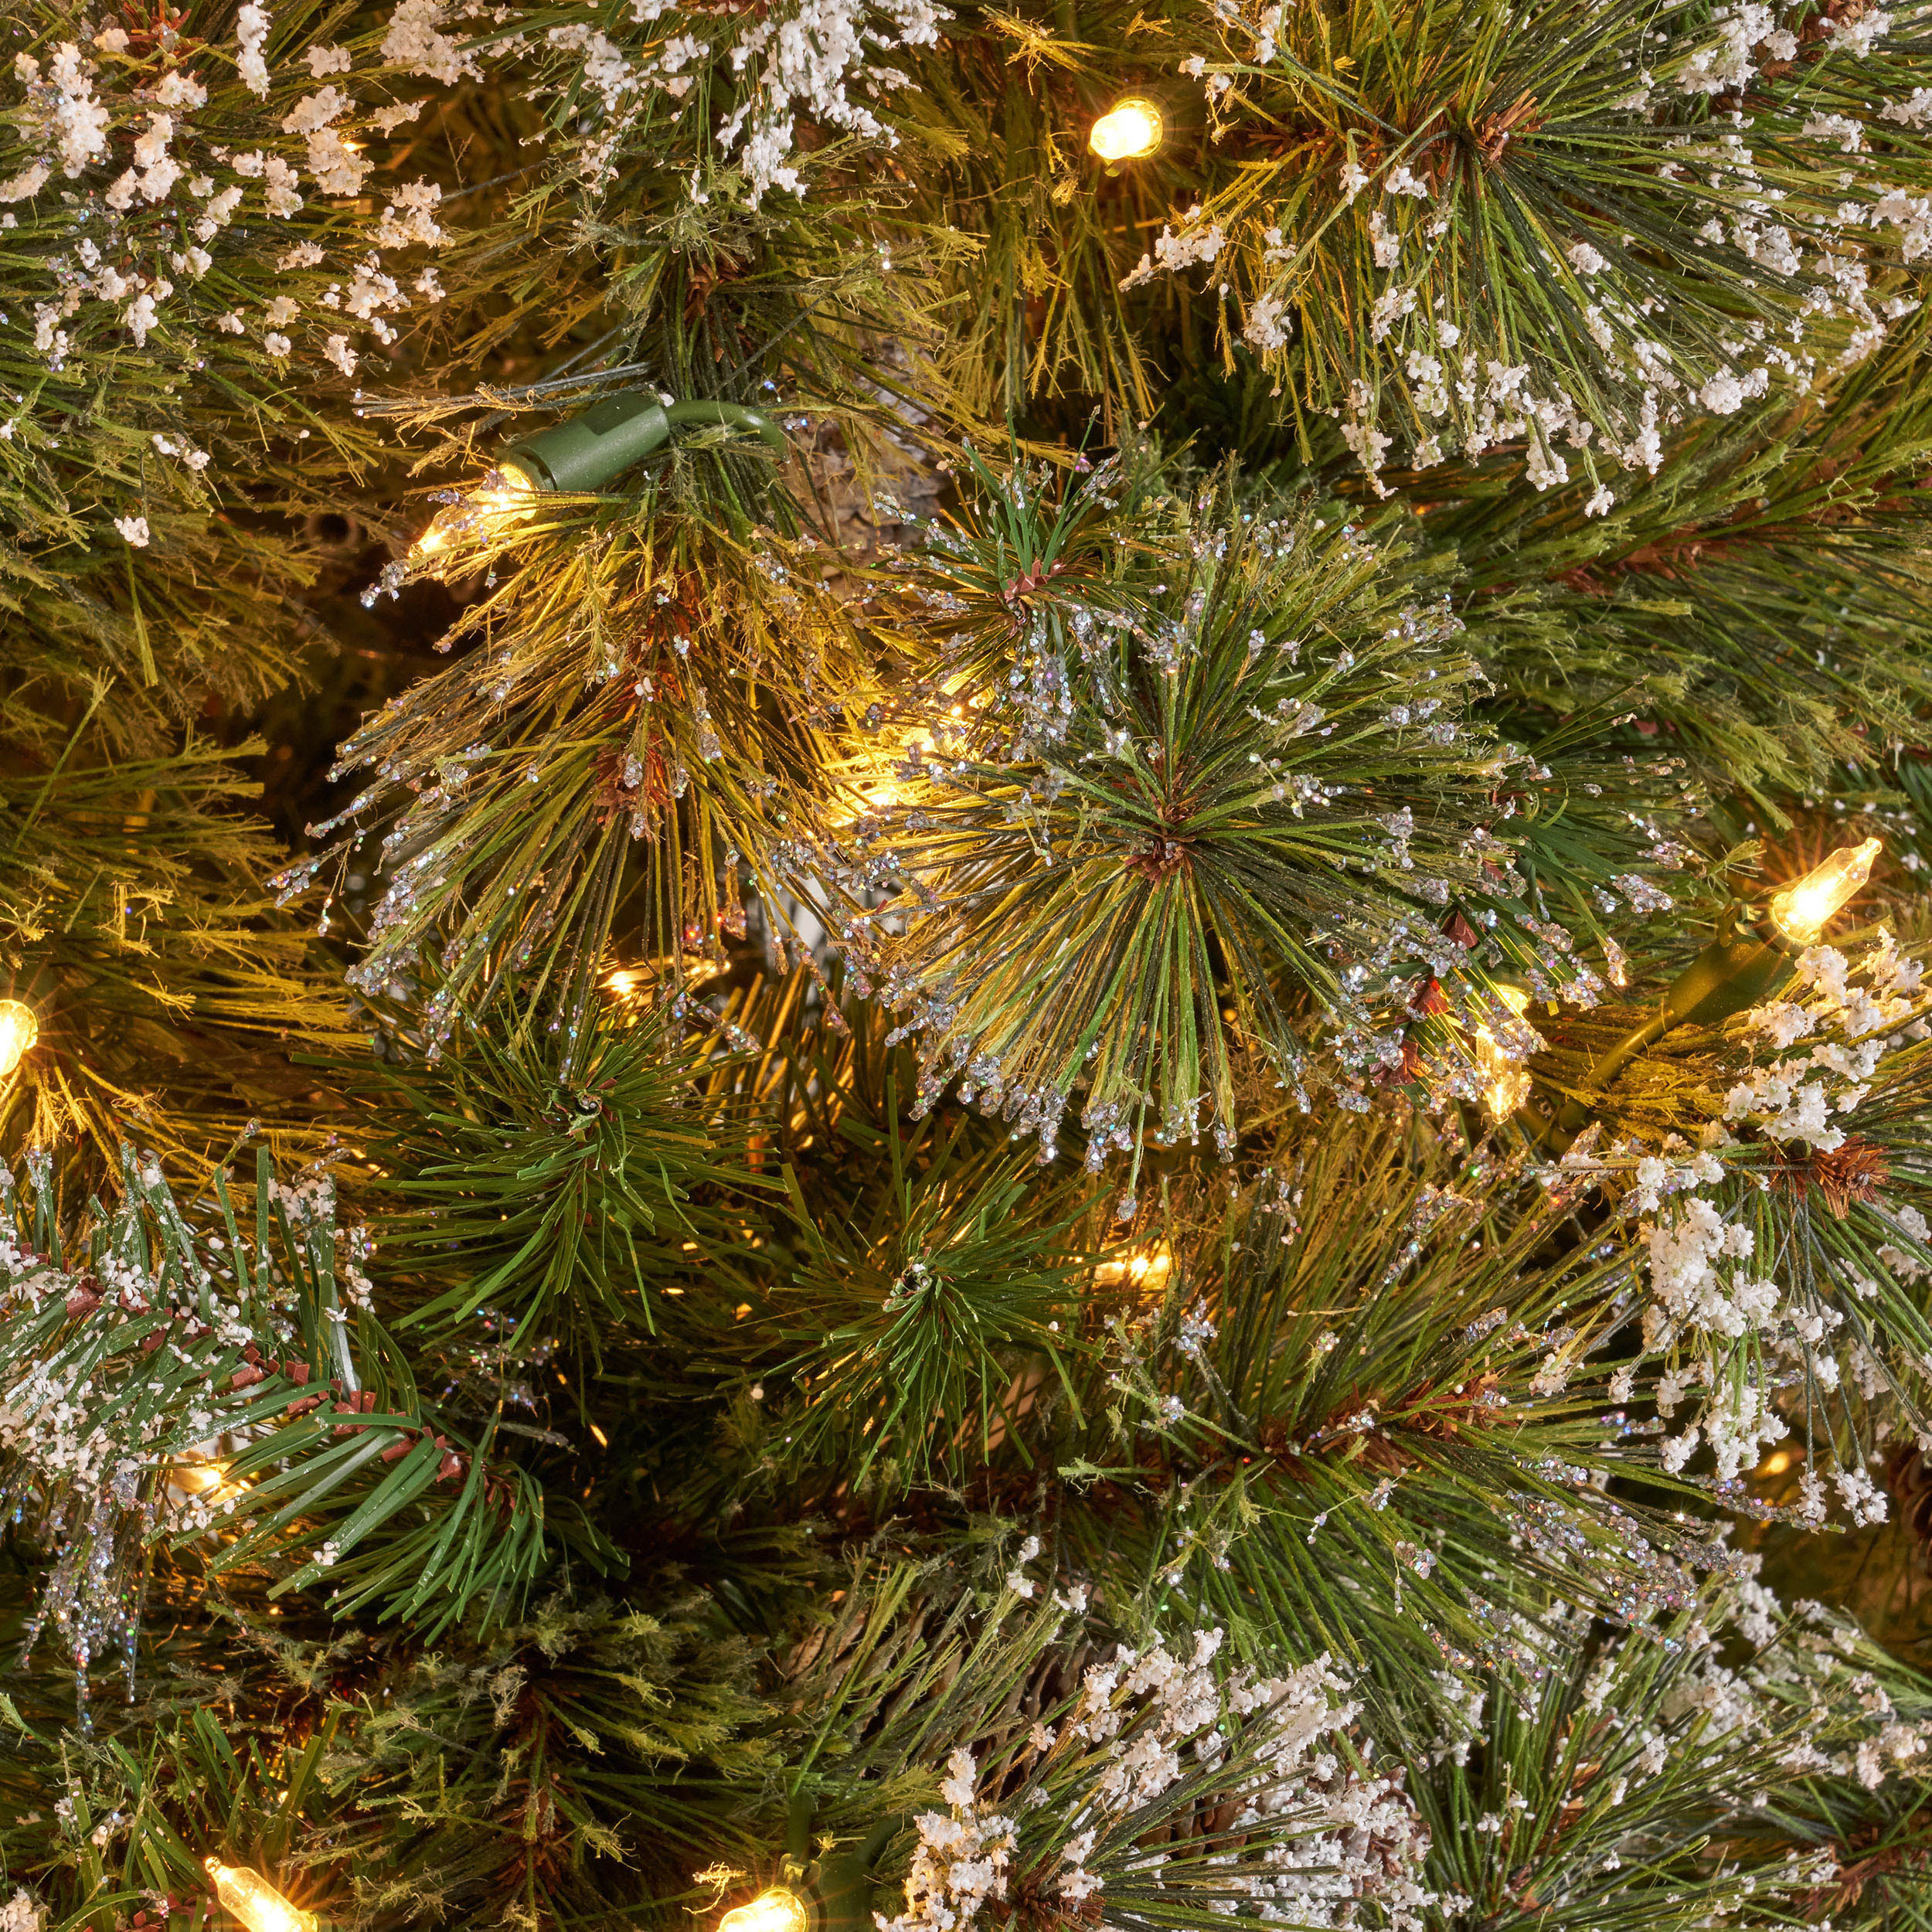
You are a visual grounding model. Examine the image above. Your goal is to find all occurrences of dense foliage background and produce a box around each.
[3,0,1932,1926]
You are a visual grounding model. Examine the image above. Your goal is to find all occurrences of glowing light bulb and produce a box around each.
[167,1455,247,1512]
[835,733,929,825]
[0,999,36,1077]
[204,1859,318,1932]
[1089,97,1164,162]
[410,463,539,561]
[1470,986,1535,1121]
[718,1887,811,1932]
[1096,1241,1174,1294]
[848,780,902,819]
[604,957,719,1005]
[1767,837,1881,945]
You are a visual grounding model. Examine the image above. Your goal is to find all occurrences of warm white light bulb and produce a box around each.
[474,465,537,516]
[1767,837,1881,945]
[0,998,37,1077]
[835,731,930,826]
[1097,1242,1174,1293]
[1470,986,1535,1121]
[411,463,538,560]
[718,1887,811,1932]
[168,1455,247,1513]
[204,1859,318,1932]
[1089,97,1164,163]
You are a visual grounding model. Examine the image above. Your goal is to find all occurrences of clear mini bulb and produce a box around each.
[410,462,538,561]
[1089,97,1164,162]
[718,1886,811,1932]
[1095,1242,1174,1293]
[204,1859,318,1932]
[1470,985,1533,1121]
[1767,837,1881,945]
[0,998,37,1077]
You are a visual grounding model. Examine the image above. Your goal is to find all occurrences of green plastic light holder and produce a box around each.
[500,393,789,494]
[1543,898,1795,1148]
[783,1793,900,1932]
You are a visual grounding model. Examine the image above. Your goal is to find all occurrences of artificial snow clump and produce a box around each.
[0,1889,44,1932]
[878,1608,1434,1932]
[1131,0,1932,485]
[1567,923,1932,1509]
[525,0,948,203]
[236,2,273,95]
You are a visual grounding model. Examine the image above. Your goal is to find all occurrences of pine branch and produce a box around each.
[0,740,358,1194]
[343,993,765,1369]
[813,459,1668,1165]
[1437,316,1932,811]
[301,498,878,1048]
[0,1148,580,1662]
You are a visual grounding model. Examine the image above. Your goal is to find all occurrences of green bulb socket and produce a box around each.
[500,393,788,493]
[1542,904,1798,1147]
[1654,930,1789,1031]
[807,1817,900,1932]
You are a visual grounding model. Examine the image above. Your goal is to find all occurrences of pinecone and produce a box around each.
[1885,1439,1932,1577]
[1770,1134,1891,1218]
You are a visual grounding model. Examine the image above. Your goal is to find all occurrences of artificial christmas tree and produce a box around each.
[5,0,1932,1926]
